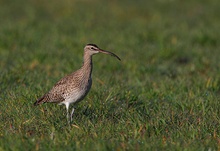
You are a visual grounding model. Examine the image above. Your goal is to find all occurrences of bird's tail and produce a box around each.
[34,95,47,106]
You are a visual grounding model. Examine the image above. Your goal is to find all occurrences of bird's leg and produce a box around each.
[70,108,75,122]
[67,112,69,124]
[65,103,70,125]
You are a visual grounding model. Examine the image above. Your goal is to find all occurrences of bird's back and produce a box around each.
[34,68,91,105]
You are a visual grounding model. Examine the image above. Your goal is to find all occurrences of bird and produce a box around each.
[34,44,121,124]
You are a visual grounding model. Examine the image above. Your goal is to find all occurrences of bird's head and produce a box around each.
[84,44,121,61]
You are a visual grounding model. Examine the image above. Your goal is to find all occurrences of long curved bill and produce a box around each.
[98,49,121,61]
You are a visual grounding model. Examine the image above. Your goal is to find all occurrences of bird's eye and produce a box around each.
[91,47,96,50]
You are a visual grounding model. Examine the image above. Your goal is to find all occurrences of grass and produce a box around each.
[0,0,220,150]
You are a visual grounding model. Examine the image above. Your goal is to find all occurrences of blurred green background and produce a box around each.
[0,0,219,150]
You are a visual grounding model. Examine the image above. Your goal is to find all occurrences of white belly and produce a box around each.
[62,78,92,105]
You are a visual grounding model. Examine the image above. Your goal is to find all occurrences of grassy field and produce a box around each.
[0,0,220,150]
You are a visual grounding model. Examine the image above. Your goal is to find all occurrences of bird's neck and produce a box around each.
[82,52,93,77]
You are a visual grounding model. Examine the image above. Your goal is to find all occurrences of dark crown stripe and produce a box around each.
[86,43,98,48]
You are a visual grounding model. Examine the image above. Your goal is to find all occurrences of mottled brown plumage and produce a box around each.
[34,44,121,123]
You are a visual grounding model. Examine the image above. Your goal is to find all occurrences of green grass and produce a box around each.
[0,0,220,150]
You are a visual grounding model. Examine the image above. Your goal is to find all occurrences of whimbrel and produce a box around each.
[34,44,121,123]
